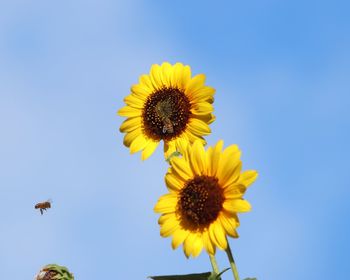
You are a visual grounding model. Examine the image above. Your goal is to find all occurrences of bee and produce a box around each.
[35,199,52,215]
[155,101,174,134]
[162,117,174,134]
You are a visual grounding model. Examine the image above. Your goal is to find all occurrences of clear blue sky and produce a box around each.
[1,1,349,279]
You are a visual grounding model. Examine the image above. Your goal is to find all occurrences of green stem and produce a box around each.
[209,254,220,275]
[225,242,240,280]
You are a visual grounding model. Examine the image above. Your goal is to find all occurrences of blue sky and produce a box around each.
[0,0,349,279]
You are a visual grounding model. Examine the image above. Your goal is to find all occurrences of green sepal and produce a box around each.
[165,151,182,163]
[243,278,257,280]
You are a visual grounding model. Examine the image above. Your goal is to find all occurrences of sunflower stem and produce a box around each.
[209,254,220,276]
[225,242,240,280]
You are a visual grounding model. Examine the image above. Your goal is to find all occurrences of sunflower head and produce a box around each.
[154,140,258,258]
[118,62,215,160]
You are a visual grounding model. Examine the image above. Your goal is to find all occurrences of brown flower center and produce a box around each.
[178,175,224,230]
[142,87,191,141]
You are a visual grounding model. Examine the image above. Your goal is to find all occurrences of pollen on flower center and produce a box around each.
[142,87,191,141]
[178,175,224,229]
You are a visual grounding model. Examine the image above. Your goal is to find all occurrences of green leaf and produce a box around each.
[165,151,182,163]
[149,272,211,280]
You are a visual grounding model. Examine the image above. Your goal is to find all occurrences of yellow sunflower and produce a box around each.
[154,140,258,258]
[118,62,215,160]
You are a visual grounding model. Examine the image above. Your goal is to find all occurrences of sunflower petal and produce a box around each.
[172,228,189,249]
[171,63,183,89]
[130,134,149,154]
[150,64,163,90]
[171,156,193,180]
[161,62,172,86]
[118,106,141,117]
[219,213,239,237]
[123,128,142,147]
[192,234,204,257]
[180,65,191,90]
[183,233,197,258]
[119,117,141,133]
[185,74,206,95]
[154,193,177,213]
[210,140,224,176]
[190,140,206,175]
[212,221,227,249]
[188,119,211,136]
[139,74,154,91]
[202,230,216,255]
[131,84,151,98]
[124,95,145,109]
[223,199,252,213]
[237,170,258,187]
[141,140,159,160]
[165,172,184,191]
[191,86,216,103]
[160,215,180,237]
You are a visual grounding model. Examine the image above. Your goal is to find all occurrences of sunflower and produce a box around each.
[154,140,258,258]
[118,62,215,160]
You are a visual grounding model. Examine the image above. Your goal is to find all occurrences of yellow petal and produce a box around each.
[150,64,163,90]
[172,228,189,249]
[188,118,211,136]
[139,74,155,92]
[119,117,141,133]
[183,233,197,258]
[202,230,216,255]
[158,213,174,225]
[219,213,239,237]
[123,128,142,147]
[141,140,159,160]
[160,215,180,237]
[171,156,193,180]
[217,145,241,186]
[161,62,172,87]
[191,113,216,126]
[210,140,224,176]
[124,94,145,109]
[212,221,227,249]
[237,170,258,187]
[118,106,141,117]
[154,193,177,213]
[205,146,214,176]
[224,184,246,199]
[164,140,176,159]
[191,234,204,257]
[223,199,251,213]
[191,102,213,115]
[165,173,185,192]
[180,65,191,90]
[130,134,149,154]
[185,74,206,95]
[209,221,226,250]
[174,138,190,161]
[191,86,215,103]
[190,140,206,175]
[171,63,183,89]
[183,129,206,145]
[131,84,151,98]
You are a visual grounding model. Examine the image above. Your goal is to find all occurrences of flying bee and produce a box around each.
[35,199,52,215]
[155,101,174,134]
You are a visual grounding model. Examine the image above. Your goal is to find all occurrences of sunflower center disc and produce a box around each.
[178,175,224,229]
[142,87,191,141]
